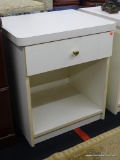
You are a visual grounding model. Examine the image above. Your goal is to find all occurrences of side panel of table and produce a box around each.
[106,29,120,114]
[3,38,34,146]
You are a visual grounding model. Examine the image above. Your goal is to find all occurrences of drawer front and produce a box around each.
[0,31,7,87]
[25,32,113,76]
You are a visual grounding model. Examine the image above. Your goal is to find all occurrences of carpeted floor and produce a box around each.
[46,126,120,160]
[0,110,120,160]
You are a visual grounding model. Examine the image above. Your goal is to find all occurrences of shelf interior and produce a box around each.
[29,59,107,137]
[32,84,102,137]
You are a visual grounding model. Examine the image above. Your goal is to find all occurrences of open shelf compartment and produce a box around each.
[32,85,102,137]
[29,58,108,137]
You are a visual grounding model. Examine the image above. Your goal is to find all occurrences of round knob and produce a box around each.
[73,50,79,56]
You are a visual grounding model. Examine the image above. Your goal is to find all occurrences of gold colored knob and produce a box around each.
[73,50,79,56]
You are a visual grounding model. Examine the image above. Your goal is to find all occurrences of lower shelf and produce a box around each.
[32,84,102,137]
[34,114,101,144]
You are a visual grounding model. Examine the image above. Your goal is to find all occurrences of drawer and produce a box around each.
[25,32,113,76]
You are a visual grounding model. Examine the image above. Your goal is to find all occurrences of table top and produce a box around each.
[2,9,116,46]
[80,6,120,27]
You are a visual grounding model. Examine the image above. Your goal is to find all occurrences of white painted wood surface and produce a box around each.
[2,10,115,146]
[79,6,120,27]
[31,59,108,137]
[25,32,113,76]
[106,29,120,114]
[1,10,116,46]
[3,39,34,146]
[32,85,102,137]
[34,114,101,144]
[4,42,111,146]
[79,7,120,114]
[69,58,110,119]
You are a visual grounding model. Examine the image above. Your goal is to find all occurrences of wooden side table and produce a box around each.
[2,10,116,146]
[79,6,120,114]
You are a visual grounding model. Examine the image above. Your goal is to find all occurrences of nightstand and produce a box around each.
[79,6,120,114]
[2,10,116,146]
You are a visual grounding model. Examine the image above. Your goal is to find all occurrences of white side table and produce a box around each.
[2,10,116,146]
[79,6,120,114]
